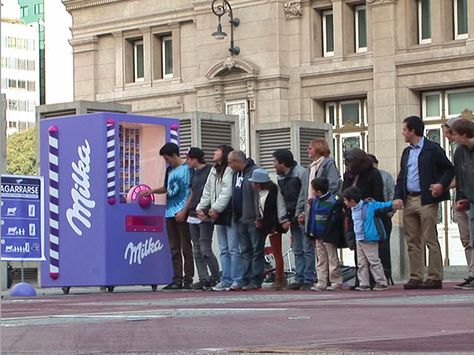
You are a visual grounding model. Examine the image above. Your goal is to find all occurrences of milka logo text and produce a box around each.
[66,140,96,236]
[124,237,164,265]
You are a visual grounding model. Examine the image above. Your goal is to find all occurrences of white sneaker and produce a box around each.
[211,282,230,291]
[326,283,342,291]
[373,283,388,291]
[310,282,327,291]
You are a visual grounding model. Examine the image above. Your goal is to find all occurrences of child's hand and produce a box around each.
[306,197,314,205]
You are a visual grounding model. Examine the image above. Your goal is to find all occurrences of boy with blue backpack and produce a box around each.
[342,186,396,291]
[307,178,345,291]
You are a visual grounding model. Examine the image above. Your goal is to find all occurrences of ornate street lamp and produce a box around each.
[211,0,240,56]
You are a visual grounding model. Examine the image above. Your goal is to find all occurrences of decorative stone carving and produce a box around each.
[283,1,303,18]
[366,0,398,5]
[213,83,224,113]
[222,56,236,70]
[247,80,256,111]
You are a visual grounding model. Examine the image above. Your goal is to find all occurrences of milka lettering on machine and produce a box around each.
[124,237,164,265]
[66,140,96,236]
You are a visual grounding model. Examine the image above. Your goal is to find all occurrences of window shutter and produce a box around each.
[299,127,327,167]
[257,128,291,170]
[200,120,233,160]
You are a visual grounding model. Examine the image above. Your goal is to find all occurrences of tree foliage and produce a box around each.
[6,128,38,176]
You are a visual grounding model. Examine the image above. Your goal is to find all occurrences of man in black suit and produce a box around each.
[393,116,454,289]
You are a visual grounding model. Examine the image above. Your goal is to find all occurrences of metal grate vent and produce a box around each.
[257,128,291,170]
[299,127,327,167]
[179,119,192,157]
[200,120,234,161]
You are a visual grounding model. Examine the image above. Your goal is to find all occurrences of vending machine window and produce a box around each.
[118,123,167,205]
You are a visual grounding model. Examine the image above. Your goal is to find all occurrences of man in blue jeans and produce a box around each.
[272,149,313,290]
[228,150,261,290]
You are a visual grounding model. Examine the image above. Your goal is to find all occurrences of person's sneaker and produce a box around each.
[355,285,371,291]
[191,281,208,290]
[182,281,193,290]
[299,283,313,290]
[373,283,388,291]
[461,280,474,290]
[326,283,342,291]
[403,279,423,290]
[454,276,474,289]
[288,282,302,290]
[162,282,182,290]
[420,279,442,289]
[310,282,327,291]
[242,283,261,291]
[211,282,230,291]
[229,283,242,291]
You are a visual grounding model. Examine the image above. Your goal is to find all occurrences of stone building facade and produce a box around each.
[63,0,474,279]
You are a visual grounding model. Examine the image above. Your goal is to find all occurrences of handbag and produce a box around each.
[213,204,232,226]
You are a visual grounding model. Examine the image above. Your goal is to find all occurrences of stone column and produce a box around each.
[140,27,152,86]
[70,36,98,101]
[467,0,474,49]
[368,0,407,281]
[332,0,344,57]
[112,31,124,90]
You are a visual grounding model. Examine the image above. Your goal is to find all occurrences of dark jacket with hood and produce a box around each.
[232,159,259,224]
[276,161,306,223]
[454,143,474,203]
[257,182,287,236]
[394,138,454,205]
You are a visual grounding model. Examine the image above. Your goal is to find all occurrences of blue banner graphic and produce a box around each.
[1,175,45,261]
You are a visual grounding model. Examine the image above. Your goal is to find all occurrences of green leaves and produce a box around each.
[7,127,38,176]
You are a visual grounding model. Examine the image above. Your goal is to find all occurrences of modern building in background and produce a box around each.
[17,0,45,105]
[1,3,40,136]
[43,1,73,105]
[59,0,474,279]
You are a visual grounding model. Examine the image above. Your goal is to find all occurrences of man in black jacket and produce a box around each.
[393,116,454,290]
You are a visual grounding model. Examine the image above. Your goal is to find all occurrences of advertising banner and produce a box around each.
[1,175,45,261]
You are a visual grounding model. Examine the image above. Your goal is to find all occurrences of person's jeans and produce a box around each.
[188,222,220,283]
[239,222,266,287]
[166,218,194,285]
[215,221,242,286]
[291,223,315,284]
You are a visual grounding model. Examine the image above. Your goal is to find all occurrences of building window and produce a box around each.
[20,6,28,17]
[161,35,173,79]
[322,10,334,57]
[133,40,144,82]
[355,5,367,52]
[33,3,43,15]
[418,0,431,44]
[325,99,367,173]
[422,88,474,121]
[454,0,468,39]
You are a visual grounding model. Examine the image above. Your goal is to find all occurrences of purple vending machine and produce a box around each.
[40,112,177,292]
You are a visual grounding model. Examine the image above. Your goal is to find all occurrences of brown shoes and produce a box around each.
[420,279,442,289]
[403,279,442,289]
[403,279,422,289]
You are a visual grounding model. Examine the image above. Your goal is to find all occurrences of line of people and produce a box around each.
[143,115,474,291]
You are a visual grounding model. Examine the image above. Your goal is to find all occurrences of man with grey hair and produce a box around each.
[227,150,262,290]
[443,116,472,288]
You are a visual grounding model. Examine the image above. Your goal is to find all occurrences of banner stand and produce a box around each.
[1,174,45,296]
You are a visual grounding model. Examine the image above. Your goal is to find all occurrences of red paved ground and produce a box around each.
[2,283,474,354]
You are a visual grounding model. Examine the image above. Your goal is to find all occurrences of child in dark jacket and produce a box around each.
[307,178,344,291]
[343,186,395,291]
[249,168,287,290]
